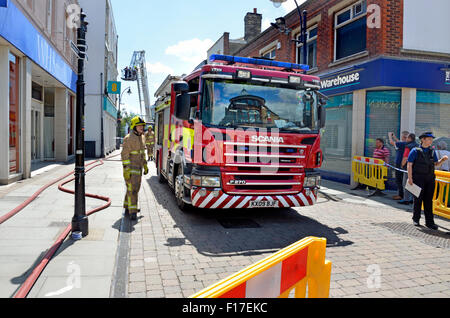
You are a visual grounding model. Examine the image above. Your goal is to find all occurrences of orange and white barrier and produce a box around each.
[352,156,388,191]
[434,170,450,220]
[190,237,332,298]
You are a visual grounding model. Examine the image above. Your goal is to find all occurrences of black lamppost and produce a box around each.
[270,0,308,67]
[72,10,89,238]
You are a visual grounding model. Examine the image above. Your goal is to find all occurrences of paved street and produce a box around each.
[0,155,449,298]
[0,153,124,298]
[125,164,450,298]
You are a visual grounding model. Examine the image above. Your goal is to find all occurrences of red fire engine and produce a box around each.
[154,55,326,211]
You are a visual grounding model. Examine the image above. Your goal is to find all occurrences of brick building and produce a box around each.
[234,0,450,185]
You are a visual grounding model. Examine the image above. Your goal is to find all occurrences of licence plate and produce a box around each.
[249,200,279,208]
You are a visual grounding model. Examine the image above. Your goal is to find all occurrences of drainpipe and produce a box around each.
[100,72,105,158]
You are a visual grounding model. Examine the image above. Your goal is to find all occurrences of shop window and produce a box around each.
[32,82,43,101]
[321,93,353,175]
[365,90,401,166]
[415,91,450,148]
[296,26,318,69]
[334,0,367,61]
[9,53,20,174]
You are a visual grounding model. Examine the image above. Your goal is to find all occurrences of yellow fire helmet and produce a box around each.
[130,116,146,130]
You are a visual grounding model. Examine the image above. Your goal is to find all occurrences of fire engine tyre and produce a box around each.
[175,165,191,213]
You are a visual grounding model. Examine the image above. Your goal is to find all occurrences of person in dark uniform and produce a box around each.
[407,132,448,230]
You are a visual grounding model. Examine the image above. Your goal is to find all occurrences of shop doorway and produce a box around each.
[31,109,41,161]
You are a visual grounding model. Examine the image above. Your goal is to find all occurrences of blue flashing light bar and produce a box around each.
[210,54,310,72]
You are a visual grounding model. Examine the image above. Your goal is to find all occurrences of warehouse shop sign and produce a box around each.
[321,72,361,91]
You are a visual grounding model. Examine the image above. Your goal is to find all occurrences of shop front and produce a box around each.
[0,1,77,184]
[318,57,450,185]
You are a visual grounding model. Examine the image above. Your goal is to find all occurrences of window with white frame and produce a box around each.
[296,25,318,68]
[262,48,276,60]
[334,0,367,61]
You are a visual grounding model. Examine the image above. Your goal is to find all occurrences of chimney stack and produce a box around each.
[244,8,262,42]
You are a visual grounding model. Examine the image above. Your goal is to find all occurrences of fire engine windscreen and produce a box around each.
[201,80,319,132]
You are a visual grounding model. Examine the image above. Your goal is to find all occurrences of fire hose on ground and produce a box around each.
[0,154,120,298]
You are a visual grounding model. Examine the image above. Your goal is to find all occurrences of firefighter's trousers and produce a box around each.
[123,168,142,215]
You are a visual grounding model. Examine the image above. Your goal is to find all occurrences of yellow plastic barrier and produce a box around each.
[352,156,388,191]
[190,237,332,298]
[434,170,450,220]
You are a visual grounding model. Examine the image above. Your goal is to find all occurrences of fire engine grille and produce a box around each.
[221,142,305,194]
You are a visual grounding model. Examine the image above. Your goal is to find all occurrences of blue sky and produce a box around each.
[110,0,305,116]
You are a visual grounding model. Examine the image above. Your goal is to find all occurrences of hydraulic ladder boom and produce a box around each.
[122,50,152,123]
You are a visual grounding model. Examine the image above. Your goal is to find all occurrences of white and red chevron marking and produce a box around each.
[219,246,309,298]
[190,189,317,209]
[353,156,385,166]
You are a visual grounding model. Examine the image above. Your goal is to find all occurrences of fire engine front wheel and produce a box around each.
[174,165,191,212]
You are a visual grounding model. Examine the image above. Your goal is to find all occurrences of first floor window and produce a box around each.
[262,48,276,60]
[297,26,318,69]
[334,0,367,60]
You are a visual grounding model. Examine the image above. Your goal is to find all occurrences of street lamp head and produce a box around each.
[127,88,132,95]
[270,0,287,8]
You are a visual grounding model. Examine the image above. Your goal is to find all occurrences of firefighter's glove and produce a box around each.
[144,164,149,176]
[123,167,131,181]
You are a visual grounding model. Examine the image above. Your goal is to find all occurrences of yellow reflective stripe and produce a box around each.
[123,160,131,165]
[130,170,141,175]
[183,127,195,150]
[130,151,140,155]
[127,183,132,192]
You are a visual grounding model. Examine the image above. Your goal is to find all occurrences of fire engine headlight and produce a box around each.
[192,175,202,187]
[191,175,221,188]
[289,76,301,84]
[236,70,251,79]
[304,176,321,188]
[201,176,221,188]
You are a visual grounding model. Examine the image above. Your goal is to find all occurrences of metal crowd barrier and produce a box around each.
[190,237,332,298]
[434,170,450,220]
[352,156,388,193]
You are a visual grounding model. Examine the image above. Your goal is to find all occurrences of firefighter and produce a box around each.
[122,116,149,221]
[145,125,155,161]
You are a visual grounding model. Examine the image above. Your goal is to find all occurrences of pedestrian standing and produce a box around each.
[436,141,450,172]
[389,131,409,200]
[407,132,448,230]
[145,126,155,161]
[121,116,149,221]
[373,138,390,163]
